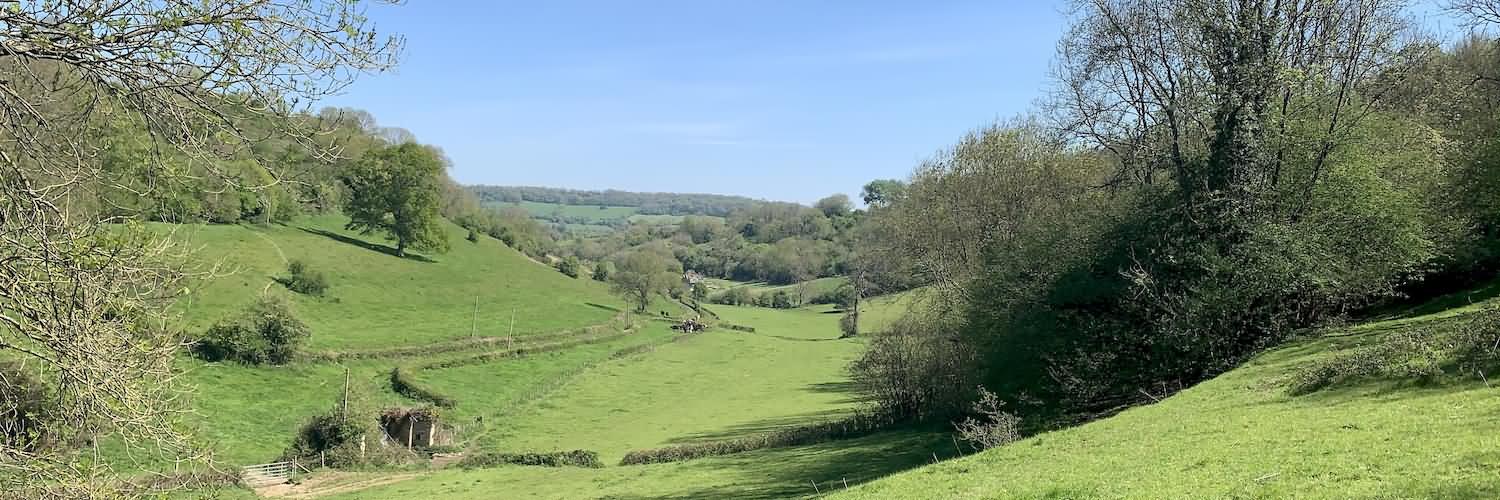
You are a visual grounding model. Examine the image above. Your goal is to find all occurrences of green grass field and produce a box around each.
[135,215,655,467]
[480,200,641,223]
[166,215,620,350]
[833,300,1500,499]
[478,304,863,461]
[315,303,951,500]
[146,218,1500,499]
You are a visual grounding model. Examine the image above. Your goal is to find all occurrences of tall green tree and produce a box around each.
[341,143,452,257]
[609,251,682,313]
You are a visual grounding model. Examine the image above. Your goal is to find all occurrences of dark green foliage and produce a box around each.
[861,179,907,208]
[0,362,53,452]
[818,284,859,309]
[341,142,451,257]
[556,256,581,278]
[284,259,329,296]
[591,261,613,282]
[458,450,602,469]
[712,286,756,306]
[618,411,896,465]
[390,367,456,408]
[283,410,365,464]
[466,228,479,243]
[194,294,310,365]
[723,324,757,333]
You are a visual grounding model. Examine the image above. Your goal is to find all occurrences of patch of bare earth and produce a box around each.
[255,471,422,498]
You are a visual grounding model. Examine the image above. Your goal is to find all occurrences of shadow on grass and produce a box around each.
[759,333,842,343]
[611,429,953,500]
[1365,278,1500,323]
[585,302,622,313]
[297,227,435,263]
[661,408,857,444]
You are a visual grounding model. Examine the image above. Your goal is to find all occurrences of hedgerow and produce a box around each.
[390,366,457,408]
[458,450,602,469]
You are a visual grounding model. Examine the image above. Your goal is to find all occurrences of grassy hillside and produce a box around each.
[834,298,1500,499]
[135,215,668,466]
[168,214,619,350]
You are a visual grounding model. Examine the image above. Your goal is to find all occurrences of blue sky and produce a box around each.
[323,1,1456,204]
[322,1,1069,204]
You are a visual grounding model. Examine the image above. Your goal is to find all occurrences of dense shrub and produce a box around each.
[712,286,756,306]
[813,284,858,308]
[592,261,613,282]
[556,256,581,278]
[193,294,310,365]
[0,361,53,452]
[284,259,329,296]
[458,450,602,469]
[283,410,365,465]
[466,228,479,243]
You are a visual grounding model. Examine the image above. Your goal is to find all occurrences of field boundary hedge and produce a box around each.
[457,450,602,469]
[308,315,629,362]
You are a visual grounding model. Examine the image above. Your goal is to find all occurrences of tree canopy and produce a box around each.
[342,143,452,257]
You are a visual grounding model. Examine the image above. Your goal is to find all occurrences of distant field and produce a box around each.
[704,277,849,301]
[483,200,711,231]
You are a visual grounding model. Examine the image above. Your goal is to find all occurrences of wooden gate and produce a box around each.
[241,461,296,486]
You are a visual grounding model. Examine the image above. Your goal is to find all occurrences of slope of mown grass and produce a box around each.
[478,304,866,462]
[834,303,1500,499]
[407,324,679,438]
[166,214,619,350]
